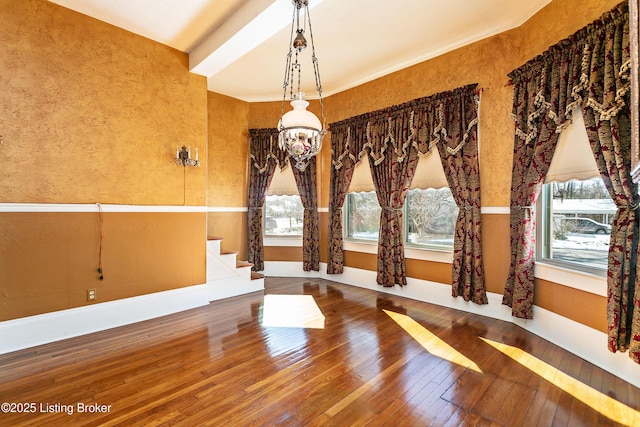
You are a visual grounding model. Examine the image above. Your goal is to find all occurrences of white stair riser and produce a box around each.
[206,238,261,301]
[206,255,238,281]
[206,239,221,254]
[235,266,253,280]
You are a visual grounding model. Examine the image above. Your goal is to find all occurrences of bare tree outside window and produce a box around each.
[345,192,380,240]
[344,188,457,250]
[264,195,304,236]
[406,188,458,248]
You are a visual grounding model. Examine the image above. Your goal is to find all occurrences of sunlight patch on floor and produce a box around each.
[480,337,640,426]
[384,309,482,373]
[261,294,325,329]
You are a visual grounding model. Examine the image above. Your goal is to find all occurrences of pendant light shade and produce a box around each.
[278,92,323,160]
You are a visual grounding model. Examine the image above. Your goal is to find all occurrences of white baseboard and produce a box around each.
[0,284,209,355]
[316,263,639,389]
[263,261,324,277]
[207,276,265,301]
[2,261,637,389]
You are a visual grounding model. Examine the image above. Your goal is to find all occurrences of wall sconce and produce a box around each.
[175,145,199,167]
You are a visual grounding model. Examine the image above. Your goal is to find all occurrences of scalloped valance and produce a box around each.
[248,128,289,174]
[508,1,630,144]
[329,83,479,170]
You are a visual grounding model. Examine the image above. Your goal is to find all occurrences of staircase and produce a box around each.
[206,237,265,301]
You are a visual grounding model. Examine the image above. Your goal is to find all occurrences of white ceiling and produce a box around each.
[49,0,551,102]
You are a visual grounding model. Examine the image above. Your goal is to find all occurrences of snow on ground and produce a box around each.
[552,233,610,250]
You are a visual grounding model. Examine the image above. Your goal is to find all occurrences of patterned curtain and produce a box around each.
[579,5,638,363]
[367,113,420,286]
[292,156,320,271]
[247,128,287,271]
[504,59,564,319]
[327,123,361,274]
[328,85,486,300]
[505,1,635,348]
[433,90,487,304]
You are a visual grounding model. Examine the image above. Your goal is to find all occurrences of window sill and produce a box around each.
[535,262,606,297]
[343,240,453,263]
[264,236,303,247]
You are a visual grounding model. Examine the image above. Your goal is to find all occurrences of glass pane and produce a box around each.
[345,192,380,240]
[541,178,613,270]
[264,195,304,236]
[405,188,458,249]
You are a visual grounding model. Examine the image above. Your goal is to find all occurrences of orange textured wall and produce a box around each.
[0,212,206,321]
[207,212,248,260]
[0,0,207,205]
[0,0,208,320]
[208,92,249,208]
[207,92,250,258]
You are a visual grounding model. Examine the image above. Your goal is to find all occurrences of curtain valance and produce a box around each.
[508,1,630,144]
[329,83,479,170]
[248,128,289,174]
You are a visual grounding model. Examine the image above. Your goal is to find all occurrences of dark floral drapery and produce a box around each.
[292,156,320,271]
[247,128,287,271]
[248,128,320,272]
[366,112,420,287]
[435,91,487,304]
[327,123,361,274]
[505,1,638,364]
[581,4,637,363]
[328,84,487,302]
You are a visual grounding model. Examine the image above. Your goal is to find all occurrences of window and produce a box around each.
[538,178,613,272]
[264,165,302,237]
[405,188,458,249]
[343,187,458,250]
[343,150,456,251]
[264,194,304,236]
[536,107,613,274]
[345,191,380,240]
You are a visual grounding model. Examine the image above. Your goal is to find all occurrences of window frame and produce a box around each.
[263,194,304,246]
[536,181,609,278]
[343,191,381,243]
[403,187,458,252]
[342,188,457,257]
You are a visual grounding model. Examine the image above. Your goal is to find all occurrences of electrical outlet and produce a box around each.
[87,288,96,301]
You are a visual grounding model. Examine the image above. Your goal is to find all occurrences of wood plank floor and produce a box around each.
[0,277,638,426]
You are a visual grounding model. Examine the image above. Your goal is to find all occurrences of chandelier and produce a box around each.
[278,0,326,171]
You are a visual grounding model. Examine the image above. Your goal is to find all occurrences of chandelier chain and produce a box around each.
[278,0,326,171]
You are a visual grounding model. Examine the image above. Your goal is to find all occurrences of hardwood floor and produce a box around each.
[0,277,638,426]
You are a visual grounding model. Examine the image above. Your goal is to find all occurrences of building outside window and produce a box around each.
[538,178,614,271]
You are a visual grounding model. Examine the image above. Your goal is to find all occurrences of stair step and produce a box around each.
[236,261,253,269]
[206,236,264,301]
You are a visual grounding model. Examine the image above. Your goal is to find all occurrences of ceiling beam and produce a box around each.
[189,0,326,79]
